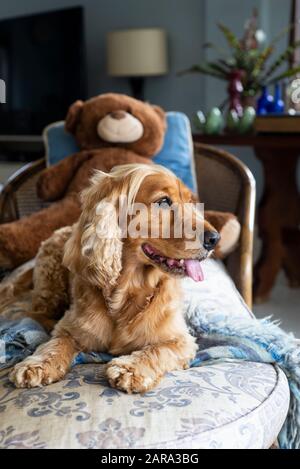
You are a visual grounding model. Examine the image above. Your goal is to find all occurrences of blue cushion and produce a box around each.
[153,112,196,192]
[44,122,79,166]
[43,112,197,192]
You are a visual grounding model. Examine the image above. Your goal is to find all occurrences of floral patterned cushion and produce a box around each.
[0,259,289,449]
[0,361,289,449]
[182,258,254,319]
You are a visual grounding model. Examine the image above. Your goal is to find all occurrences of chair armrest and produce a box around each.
[194,143,256,308]
[0,158,47,223]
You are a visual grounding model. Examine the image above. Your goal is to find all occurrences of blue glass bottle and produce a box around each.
[257,86,274,115]
[270,83,284,114]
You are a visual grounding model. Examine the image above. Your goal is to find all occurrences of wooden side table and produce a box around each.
[193,134,300,302]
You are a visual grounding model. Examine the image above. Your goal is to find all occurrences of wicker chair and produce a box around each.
[1,145,290,450]
[0,142,255,307]
[195,143,256,308]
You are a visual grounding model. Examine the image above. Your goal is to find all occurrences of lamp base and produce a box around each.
[129,77,145,101]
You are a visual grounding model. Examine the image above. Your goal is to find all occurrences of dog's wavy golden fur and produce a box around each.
[9,164,219,393]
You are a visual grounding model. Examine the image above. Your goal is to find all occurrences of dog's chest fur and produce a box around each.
[57,271,184,357]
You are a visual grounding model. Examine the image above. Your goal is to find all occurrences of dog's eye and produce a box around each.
[156,197,172,208]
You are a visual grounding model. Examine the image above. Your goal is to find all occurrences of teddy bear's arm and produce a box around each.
[205,210,241,259]
[37,151,92,201]
[0,195,81,269]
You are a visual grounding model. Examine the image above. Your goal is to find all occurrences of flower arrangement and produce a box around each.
[180,9,300,104]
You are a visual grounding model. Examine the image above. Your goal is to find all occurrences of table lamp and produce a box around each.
[107,28,168,100]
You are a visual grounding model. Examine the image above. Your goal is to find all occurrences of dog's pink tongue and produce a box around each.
[184,259,204,282]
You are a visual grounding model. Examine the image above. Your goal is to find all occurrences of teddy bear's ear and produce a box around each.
[65,100,84,134]
[152,105,166,122]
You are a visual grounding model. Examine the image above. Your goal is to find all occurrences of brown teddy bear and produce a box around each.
[0,93,240,269]
[0,94,166,268]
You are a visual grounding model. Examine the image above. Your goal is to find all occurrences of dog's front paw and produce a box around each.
[106,355,160,394]
[9,358,60,388]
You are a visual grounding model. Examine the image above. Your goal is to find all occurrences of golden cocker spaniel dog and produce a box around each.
[9,163,220,393]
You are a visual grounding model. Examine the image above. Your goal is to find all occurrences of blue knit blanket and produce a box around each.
[0,312,299,449]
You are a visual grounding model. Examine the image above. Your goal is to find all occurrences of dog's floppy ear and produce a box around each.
[63,172,123,290]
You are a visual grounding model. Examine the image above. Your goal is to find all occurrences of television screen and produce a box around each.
[0,7,86,135]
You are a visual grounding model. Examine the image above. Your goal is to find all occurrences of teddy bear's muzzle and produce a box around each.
[97,111,144,143]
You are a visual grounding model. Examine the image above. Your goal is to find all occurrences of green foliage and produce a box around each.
[179,14,300,97]
[217,23,241,50]
[263,40,300,81]
[268,65,300,84]
[178,63,227,80]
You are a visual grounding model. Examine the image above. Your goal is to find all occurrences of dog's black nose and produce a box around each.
[203,231,220,251]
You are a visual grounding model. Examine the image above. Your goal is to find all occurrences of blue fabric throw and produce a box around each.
[0,312,299,449]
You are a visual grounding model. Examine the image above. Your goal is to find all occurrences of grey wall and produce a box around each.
[0,0,206,119]
[0,0,298,201]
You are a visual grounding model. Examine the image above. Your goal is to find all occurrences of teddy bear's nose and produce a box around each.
[110,110,127,120]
